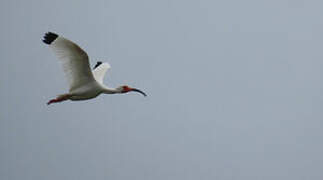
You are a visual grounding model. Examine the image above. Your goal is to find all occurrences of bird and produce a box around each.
[43,32,146,105]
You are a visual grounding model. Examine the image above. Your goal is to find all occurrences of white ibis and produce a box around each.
[43,32,146,105]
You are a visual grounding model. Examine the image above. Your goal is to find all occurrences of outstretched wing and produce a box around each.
[92,61,111,84]
[43,32,96,91]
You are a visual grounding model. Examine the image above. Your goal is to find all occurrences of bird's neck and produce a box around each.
[102,86,121,94]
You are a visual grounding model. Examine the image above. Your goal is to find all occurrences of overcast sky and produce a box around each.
[1,0,323,179]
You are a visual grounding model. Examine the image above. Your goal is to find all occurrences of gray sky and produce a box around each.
[1,0,323,179]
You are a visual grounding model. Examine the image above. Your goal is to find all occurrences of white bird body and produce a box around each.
[68,81,103,101]
[43,32,146,105]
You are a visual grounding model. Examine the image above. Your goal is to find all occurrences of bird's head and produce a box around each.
[118,85,147,97]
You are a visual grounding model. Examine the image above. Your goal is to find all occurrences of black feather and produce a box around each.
[42,32,58,45]
[93,61,102,69]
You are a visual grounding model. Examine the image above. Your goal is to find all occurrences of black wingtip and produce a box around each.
[93,61,102,69]
[42,32,58,45]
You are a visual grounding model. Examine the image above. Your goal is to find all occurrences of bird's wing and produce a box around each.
[92,61,111,84]
[43,32,96,91]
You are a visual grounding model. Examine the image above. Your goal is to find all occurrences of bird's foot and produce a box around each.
[47,94,70,105]
[47,99,57,105]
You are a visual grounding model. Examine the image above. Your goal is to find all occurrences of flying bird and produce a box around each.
[43,32,146,105]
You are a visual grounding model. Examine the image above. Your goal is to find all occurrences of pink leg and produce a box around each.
[47,94,70,105]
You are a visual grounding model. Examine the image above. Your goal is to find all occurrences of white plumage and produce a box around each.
[43,32,146,105]
[92,62,111,85]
